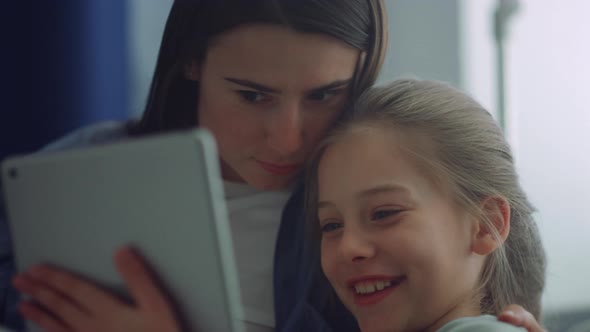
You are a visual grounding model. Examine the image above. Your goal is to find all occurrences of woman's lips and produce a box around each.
[256,160,301,176]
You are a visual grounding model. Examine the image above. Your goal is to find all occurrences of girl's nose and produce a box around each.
[339,226,376,263]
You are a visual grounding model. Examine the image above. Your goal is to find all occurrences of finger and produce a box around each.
[20,301,72,332]
[13,273,88,318]
[14,275,79,332]
[27,264,127,318]
[498,304,546,332]
[114,246,172,313]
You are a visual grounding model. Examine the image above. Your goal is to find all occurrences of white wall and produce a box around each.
[464,0,590,313]
[380,0,462,86]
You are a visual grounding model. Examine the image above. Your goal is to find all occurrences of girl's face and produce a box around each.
[194,24,359,191]
[317,128,484,332]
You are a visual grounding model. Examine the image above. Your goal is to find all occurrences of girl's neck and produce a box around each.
[423,301,481,332]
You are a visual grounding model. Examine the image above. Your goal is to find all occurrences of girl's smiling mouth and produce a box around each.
[346,275,406,307]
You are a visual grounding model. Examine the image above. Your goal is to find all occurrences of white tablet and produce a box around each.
[1,129,244,332]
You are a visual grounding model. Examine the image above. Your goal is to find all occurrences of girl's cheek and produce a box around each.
[321,241,340,276]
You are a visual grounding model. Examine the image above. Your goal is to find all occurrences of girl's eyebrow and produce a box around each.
[356,184,411,200]
[317,201,335,210]
[317,185,411,210]
[223,77,352,94]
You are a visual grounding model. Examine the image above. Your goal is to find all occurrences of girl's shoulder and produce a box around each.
[437,315,527,332]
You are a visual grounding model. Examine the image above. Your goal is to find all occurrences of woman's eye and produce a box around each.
[371,209,401,221]
[320,221,343,233]
[307,90,341,102]
[238,90,268,103]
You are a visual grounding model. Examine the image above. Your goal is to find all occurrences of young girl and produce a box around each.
[306,79,546,331]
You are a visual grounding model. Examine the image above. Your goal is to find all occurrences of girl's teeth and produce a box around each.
[376,281,385,291]
[354,280,396,295]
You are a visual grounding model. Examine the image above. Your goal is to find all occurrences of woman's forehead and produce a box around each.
[202,23,360,90]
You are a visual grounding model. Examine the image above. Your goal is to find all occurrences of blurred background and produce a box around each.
[12,0,590,330]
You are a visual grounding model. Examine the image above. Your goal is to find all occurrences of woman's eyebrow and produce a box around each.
[306,79,352,94]
[224,77,279,93]
[224,77,352,94]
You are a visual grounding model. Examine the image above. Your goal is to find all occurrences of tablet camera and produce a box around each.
[8,168,18,179]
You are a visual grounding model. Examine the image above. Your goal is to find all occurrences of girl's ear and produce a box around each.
[471,196,511,255]
[183,61,200,81]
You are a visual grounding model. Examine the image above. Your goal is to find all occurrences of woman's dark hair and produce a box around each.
[128,0,387,136]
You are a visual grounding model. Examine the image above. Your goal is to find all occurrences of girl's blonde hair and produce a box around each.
[305,78,546,318]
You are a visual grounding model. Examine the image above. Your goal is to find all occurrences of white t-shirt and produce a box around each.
[224,181,292,332]
[437,315,526,332]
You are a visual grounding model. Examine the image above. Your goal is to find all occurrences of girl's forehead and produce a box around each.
[317,127,460,213]
[340,121,434,157]
[320,124,445,185]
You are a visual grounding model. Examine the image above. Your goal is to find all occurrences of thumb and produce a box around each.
[113,246,174,314]
[498,304,546,332]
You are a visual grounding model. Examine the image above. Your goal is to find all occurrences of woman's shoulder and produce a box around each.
[437,315,527,332]
[41,120,133,154]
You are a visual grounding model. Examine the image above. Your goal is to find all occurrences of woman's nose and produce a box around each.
[266,102,304,155]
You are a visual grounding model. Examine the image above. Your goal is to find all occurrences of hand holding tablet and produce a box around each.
[2,129,245,332]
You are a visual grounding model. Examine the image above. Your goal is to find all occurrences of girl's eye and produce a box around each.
[371,209,401,221]
[238,90,268,103]
[320,221,343,233]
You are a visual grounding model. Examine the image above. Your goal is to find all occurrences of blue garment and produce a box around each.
[0,122,358,331]
[0,191,22,331]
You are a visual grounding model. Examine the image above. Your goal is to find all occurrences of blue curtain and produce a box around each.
[2,1,128,161]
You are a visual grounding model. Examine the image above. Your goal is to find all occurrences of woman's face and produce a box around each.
[193,24,359,191]
[317,129,483,332]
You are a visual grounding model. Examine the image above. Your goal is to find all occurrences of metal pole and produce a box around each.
[493,0,520,132]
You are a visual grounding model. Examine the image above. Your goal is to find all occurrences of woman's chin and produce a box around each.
[250,178,296,191]
[242,171,299,191]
